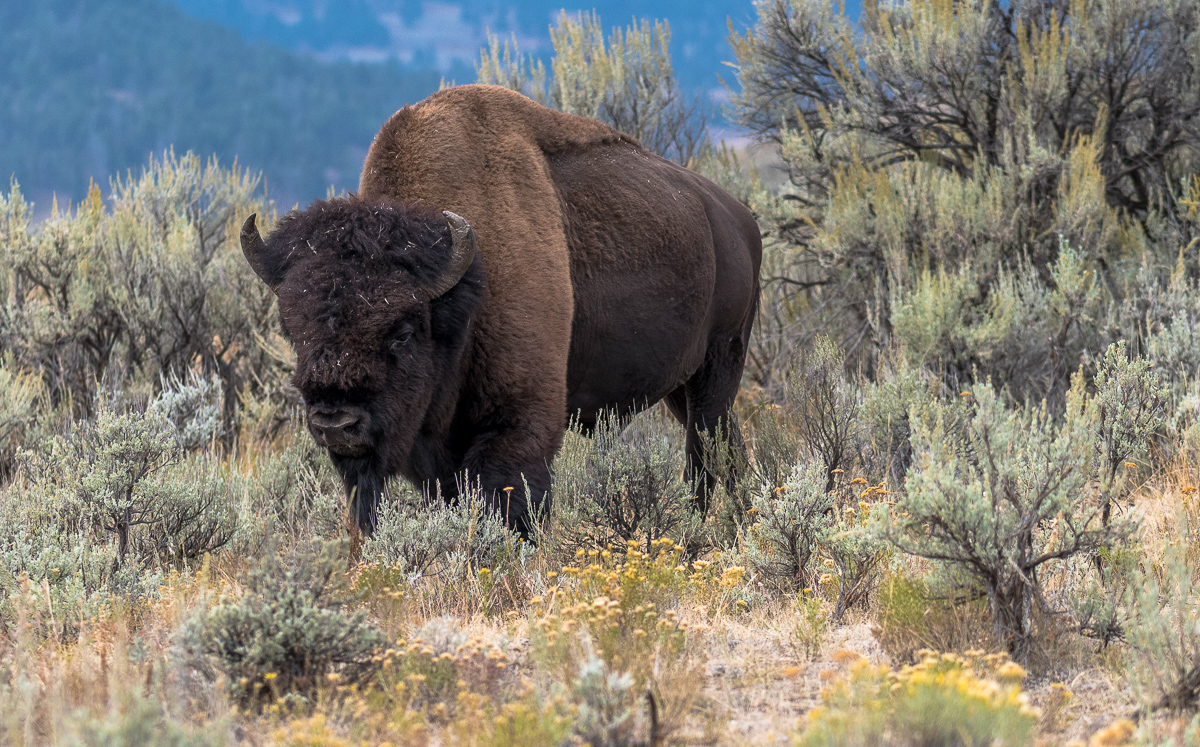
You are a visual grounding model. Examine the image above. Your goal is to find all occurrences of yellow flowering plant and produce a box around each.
[528,538,713,739]
[797,650,1040,746]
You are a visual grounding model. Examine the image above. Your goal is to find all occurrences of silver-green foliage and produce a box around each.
[1126,538,1200,711]
[27,401,235,572]
[786,335,860,488]
[0,483,151,628]
[63,694,228,747]
[1090,341,1168,519]
[731,0,1200,213]
[149,373,224,451]
[0,360,46,480]
[859,359,937,487]
[477,12,709,165]
[0,383,239,627]
[0,151,280,421]
[0,426,238,628]
[362,483,520,581]
[243,440,344,547]
[741,462,832,593]
[884,378,1138,658]
[726,0,1200,401]
[186,539,385,708]
[547,409,701,559]
[571,651,639,747]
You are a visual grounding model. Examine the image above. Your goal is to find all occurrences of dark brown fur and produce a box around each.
[246,85,762,536]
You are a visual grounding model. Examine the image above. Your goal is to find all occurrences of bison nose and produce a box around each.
[308,407,368,451]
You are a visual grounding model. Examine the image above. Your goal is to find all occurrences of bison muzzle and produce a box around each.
[240,84,762,539]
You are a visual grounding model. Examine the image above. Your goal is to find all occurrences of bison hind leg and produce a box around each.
[679,340,749,516]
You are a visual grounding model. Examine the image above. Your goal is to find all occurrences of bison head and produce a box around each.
[240,197,485,532]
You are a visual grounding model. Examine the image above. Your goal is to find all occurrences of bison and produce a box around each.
[240,84,762,537]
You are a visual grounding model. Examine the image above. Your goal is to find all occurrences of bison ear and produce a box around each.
[240,213,286,289]
[423,211,478,301]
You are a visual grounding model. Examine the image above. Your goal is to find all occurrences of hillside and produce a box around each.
[0,0,444,209]
[166,0,762,88]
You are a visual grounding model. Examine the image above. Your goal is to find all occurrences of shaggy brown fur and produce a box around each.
[242,84,761,536]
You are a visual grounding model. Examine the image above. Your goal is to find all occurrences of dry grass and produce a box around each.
[3,427,1199,746]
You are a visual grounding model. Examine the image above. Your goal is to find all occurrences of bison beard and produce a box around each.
[334,456,387,535]
[240,85,762,541]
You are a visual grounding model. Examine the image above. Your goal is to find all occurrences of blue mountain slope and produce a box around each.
[1,0,443,209]
[167,0,763,89]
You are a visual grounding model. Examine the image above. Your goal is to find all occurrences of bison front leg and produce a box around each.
[461,426,557,539]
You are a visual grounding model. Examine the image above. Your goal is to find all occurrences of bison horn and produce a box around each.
[424,211,478,301]
[240,213,285,289]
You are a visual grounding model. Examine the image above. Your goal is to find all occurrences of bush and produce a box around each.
[726,0,1200,401]
[477,12,710,165]
[883,380,1135,659]
[64,693,227,747]
[443,691,574,747]
[361,483,520,582]
[243,439,343,546]
[149,373,223,451]
[570,651,640,747]
[5,392,236,610]
[740,462,832,593]
[0,153,281,423]
[25,399,235,573]
[1125,539,1200,712]
[547,410,702,559]
[823,490,888,621]
[531,540,711,744]
[186,539,385,709]
[795,651,1040,746]
[786,335,860,490]
[875,576,994,663]
[373,616,516,712]
[859,359,937,487]
[0,361,47,483]
[1090,341,1168,522]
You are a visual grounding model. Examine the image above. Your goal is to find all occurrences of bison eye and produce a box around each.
[390,324,414,352]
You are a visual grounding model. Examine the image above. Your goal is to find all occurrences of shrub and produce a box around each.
[0,153,280,422]
[725,0,1200,399]
[859,359,936,487]
[741,462,832,593]
[547,410,702,559]
[823,489,888,621]
[149,373,223,451]
[875,576,994,663]
[883,381,1135,659]
[0,181,124,412]
[745,402,806,494]
[787,336,860,489]
[478,12,710,165]
[443,690,574,747]
[361,483,520,582]
[0,361,47,483]
[244,439,343,546]
[1125,539,1200,712]
[107,151,279,426]
[373,616,516,712]
[186,539,385,709]
[795,650,1040,746]
[1089,341,1167,522]
[570,651,640,747]
[531,540,711,742]
[24,397,235,574]
[64,693,228,747]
